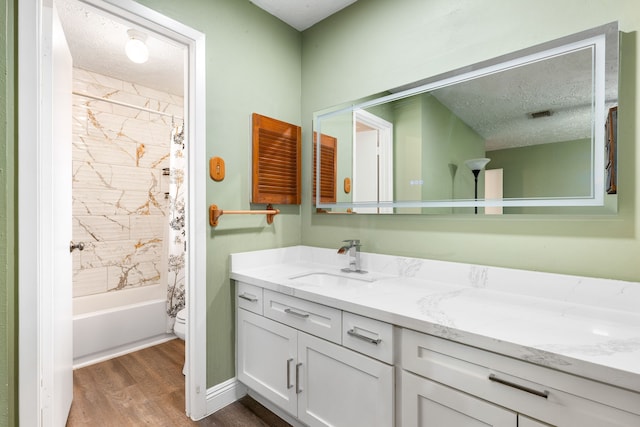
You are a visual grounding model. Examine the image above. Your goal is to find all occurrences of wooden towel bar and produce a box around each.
[209,204,280,227]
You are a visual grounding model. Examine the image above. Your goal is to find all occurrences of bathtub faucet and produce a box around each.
[337,239,366,273]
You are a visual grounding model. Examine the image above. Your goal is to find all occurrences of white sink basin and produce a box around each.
[289,271,376,287]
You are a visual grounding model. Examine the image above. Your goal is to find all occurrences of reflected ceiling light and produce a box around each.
[465,158,491,214]
[125,29,149,64]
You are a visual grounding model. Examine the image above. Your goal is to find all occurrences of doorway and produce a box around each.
[58,0,187,367]
[17,0,207,424]
[353,110,394,214]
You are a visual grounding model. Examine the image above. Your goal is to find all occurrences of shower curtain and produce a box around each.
[166,123,186,332]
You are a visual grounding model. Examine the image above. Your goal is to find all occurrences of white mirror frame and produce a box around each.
[314,24,615,211]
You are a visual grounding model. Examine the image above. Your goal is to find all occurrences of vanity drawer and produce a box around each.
[236,282,263,315]
[263,289,342,344]
[401,328,640,427]
[342,311,394,364]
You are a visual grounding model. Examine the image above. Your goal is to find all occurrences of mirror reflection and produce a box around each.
[313,24,618,215]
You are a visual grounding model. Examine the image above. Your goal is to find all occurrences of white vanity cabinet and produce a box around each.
[297,329,394,427]
[401,370,516,427]
[231,247,640,427]
[237,309,298,415]
[400,328,640,427]
[236,285,394,427]
[237,282,264,315]
[401,371,557,427]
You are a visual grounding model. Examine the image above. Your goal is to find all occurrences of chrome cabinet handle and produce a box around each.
[284,308,309,318]
[238,293,258,302]
[347,328,381,345]
[286,358,294,389]
[295,362,303,394]
[488,374,549,399]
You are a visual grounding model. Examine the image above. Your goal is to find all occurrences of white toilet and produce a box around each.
[174,308,187,340]
[174,308,187,375]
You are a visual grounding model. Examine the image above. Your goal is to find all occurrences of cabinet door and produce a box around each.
[237,309,298,416]
[297,331,394,427]
[402,370,516,427]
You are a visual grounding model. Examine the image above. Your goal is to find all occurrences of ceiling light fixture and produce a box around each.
[125,29,149,64]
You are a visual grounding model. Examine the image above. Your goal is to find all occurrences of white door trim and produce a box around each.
[353,110,394,213]
[18,0,208,422]
[18,1,46,424]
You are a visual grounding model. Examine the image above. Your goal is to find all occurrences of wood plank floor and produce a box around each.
[67,339,292,426]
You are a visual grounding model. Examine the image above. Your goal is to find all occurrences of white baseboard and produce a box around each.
[205,377,248,416]
[204,379,304,426]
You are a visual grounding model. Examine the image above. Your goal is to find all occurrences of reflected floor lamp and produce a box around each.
[465,158,491,214]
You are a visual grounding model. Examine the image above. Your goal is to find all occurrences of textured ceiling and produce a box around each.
[431,45,618,151]
[250,0,358,31]
[57,0,185,96]
[432,48,594,151]
[56,0,616,152]
[56,0,356,95]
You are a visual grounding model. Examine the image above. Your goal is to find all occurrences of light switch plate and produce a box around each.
[210,156,225,181]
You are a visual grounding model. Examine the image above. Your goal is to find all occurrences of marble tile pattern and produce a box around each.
[230,245,640,393]
[72,68,183,298]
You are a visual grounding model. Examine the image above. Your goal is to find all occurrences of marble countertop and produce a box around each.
[230,246,640,393]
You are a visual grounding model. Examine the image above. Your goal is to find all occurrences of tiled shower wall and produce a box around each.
[72,68,184,299]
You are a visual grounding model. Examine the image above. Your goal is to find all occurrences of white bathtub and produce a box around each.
[73,285,175,367]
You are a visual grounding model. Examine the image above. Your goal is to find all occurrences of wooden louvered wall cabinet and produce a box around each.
[313,132,337,204]
[252,113,301,205]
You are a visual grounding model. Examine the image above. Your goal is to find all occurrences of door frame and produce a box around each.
[353,110,394,213]
[18,0,208,423]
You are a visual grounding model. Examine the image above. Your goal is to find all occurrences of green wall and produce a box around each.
[491,138,591,199]
[2,1,640,424]
[132,0,303,388]
[393,95,424,212]
[1,0,16,425]
[1,1,302,422]
[392,93,485,214]
[490,138,593,214]
[317,111,354,204]
[301,0,640,282]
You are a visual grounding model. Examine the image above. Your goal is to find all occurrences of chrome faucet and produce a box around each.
[337,239,366,273]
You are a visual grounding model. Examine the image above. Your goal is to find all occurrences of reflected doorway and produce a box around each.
[353,110,393,214]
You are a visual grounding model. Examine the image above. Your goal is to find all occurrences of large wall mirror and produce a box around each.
[313,23,619,215]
